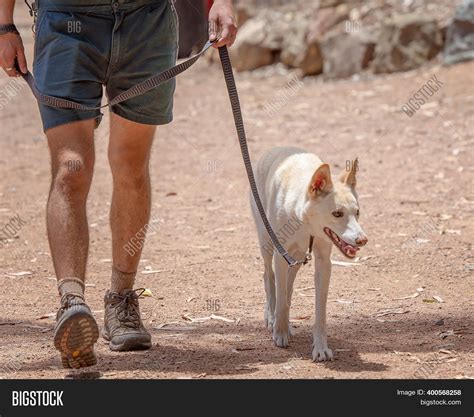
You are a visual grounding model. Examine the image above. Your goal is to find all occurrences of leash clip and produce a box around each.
[302,252,312,265]
[288,252,312,268]
[286,235,313,268]
[24,1,38,33]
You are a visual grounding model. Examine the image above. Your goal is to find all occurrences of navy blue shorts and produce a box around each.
[33,0,179,132]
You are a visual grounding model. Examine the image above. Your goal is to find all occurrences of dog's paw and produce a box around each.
[273,329,290,348]
[312,345,333,362]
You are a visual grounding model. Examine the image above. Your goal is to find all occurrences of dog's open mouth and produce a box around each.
[323,227,359,259]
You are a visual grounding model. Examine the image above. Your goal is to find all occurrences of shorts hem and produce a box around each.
[111,107,173,126]
[42,112,103,133]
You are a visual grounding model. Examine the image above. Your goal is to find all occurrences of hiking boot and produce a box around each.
[103,289,152,351]
[54,294,99,369]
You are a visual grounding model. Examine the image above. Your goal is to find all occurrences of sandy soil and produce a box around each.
[0,4,472,379]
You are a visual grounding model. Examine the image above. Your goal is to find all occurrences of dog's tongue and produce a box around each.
[341,240,358,256]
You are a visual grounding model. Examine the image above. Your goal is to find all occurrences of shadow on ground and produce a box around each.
[0,314,471,377]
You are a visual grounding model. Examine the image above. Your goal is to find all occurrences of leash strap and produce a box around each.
[17,41,214,110]
[217,46,300,267]
[18,40,308,267]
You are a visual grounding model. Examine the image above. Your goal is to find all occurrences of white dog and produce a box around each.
[250,147,368,361]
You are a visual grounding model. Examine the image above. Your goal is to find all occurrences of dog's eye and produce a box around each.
[356,209,360,217]
[332,210,343,218]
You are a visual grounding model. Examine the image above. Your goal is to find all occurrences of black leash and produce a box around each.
[217,47,312,267]
[17,42,312,267]
[17,41,215,110]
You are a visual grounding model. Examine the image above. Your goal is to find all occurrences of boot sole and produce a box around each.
[54,307,99,369]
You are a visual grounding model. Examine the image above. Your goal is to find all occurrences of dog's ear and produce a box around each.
[309,163,333,197]
[340,157,358,188]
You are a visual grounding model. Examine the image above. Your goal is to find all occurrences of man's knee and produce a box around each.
[52,154,94,198]
[109,148,150,185]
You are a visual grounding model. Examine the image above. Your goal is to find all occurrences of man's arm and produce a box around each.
[208,0,238,48]
[0,0,15,23]
[0,0,28,77]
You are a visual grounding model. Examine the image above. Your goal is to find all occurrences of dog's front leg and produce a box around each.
[312,241,334,361]
[272,255,290,347]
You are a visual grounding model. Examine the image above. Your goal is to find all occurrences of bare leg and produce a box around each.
[46,120,95,283]
[312,240,334,361]
[103,113,155,351]
[108,113,156,287]
[46,119,99,369]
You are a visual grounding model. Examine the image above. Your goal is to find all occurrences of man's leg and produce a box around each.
[47,120,95,279]
[46,119,99,368]
[103,113,155,351]
[109,113,155,285]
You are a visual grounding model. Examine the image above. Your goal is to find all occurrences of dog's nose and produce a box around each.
[356,236,368,246]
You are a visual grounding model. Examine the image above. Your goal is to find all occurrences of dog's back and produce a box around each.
[253,146,322,213]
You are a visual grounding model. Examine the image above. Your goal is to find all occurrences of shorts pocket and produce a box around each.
[33,12,48,61]
[168,0,179,55]
[168,0,178,32]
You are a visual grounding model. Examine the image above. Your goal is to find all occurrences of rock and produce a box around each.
[231,9,323,74]
[372,14,443,73]
[444,0,474,65]
[309,5,350,40]
[319,0,343,8]
[281,22,323,76]
[322,31,375,78]
[234,3,256,27]
[279,4,350,76]
[229,18,275,71]
[278,10,328,76]
[261,10,291,51]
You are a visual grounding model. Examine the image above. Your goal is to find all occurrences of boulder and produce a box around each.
[322,31,375,78]
[281,22,323,76]
[319,0,343,8]
[372,14,443,73]
[230,9,312,73]
[444,0,474,65]
[277,9,330,76]
[234,3,256,27]
[229,18,275,71]
[279,5,349,76]
[225,5,346,75]
[309,5,350,40]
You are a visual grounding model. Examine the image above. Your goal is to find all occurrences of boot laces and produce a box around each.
[110,289,145,329]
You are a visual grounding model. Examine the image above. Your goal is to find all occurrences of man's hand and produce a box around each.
[0,32,28,77]
[208,0,237,48]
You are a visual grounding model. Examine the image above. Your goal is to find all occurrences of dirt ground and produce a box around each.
[0,5,473,379]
